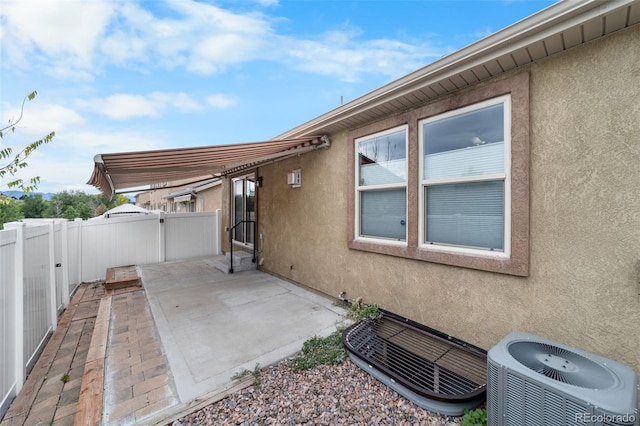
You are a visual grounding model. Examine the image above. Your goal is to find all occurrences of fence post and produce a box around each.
[60,219,70,308]
[5,222,25,393]
[47,222,57,331]
[158,212,166,263]
[214,209,222,255]
[75,218,83,283]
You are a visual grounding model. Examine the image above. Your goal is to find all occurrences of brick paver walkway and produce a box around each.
[1,284,178,426]
[1,284,103,426]
[103,290,178,425]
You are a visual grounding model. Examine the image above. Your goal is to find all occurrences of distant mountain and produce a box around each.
[1,191,55,201]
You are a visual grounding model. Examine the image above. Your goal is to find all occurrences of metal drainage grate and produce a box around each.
[343,310,487,414]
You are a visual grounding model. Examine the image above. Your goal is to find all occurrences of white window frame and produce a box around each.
[418,95,512,258]
[354,125,408,245]
[232,173,256,247]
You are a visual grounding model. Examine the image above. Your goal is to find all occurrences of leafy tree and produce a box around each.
[112,194,131,207]
[0,197,24,229]
[44,190,129,219]
[76,202,94,220]
[62,206,79,220]
[21,193,47,218]
[0,91,55,197]
[45,190,89,218]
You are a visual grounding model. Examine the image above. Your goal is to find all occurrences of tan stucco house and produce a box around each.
[89,0,640,374]
[134,177,222,213]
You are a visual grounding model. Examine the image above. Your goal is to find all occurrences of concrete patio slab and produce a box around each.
[139,256,347,403]
[1,257,348,425]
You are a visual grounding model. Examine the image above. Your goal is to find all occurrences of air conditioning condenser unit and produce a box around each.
[487,331,638,426]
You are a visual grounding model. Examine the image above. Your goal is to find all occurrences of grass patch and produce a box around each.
[289,297,380,371]
[346,298,381,322]
[60,373,70,383]
[231,363,262,387]
[289,330,347,371]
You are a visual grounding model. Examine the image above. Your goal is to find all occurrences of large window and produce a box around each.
[355,126,408,242]
[348,73,529,276]
[420,96,510,256]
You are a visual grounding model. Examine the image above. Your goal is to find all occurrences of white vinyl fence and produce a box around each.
[0,211,220,417]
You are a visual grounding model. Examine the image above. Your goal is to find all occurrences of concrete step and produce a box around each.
[213,251,257,274]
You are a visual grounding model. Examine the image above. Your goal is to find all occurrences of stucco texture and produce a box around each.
[224,25,640,373]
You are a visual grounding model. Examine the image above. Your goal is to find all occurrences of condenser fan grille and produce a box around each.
[507,341,616,389]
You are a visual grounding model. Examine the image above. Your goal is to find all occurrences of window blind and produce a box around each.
[425,181,504,250]
[360,188,407,240]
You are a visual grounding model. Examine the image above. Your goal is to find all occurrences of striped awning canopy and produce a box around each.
[87,136,329,198]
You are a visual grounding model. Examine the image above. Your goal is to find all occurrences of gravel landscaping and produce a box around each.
[171,357,464,425]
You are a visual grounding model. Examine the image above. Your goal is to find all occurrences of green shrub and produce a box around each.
[461,408,487,426]
[288,297,381,371]
[346,298,381,322]
[288,331,347,371]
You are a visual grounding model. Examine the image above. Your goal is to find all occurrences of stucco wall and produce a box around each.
[199,185,222,212]
[225,25,640,373]
[143,178,222,213]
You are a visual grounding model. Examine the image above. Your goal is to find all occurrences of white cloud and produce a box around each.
[285,29,444,82]
[2,127,173,193]
[254,0,279,6]
[0,0,115,72]
[1,101,84,139]
[4,148,95,194]
[77,92,206,120]
[1,0,446,83]
[206,94,237,109]
[188,33,265,74]
[67,129,169,153]
[157,93,203,113]
[80,94,162,120]
[97,0,273,75]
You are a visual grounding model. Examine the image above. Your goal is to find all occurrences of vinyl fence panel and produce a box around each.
[0,230,16,418]
[80,215,161,282]
[53,222,63,312]
[0,210,222,411]
[164,212,221,261]
[23,225,54,373]
[67,220,81,295]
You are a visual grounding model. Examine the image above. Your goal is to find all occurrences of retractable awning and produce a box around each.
[172,194,193,203]
[87,135,329,198]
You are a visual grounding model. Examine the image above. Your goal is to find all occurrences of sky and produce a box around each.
[0,0,556,195]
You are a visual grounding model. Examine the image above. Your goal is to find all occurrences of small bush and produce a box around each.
[346,298,381,322]
[461,408,487,426]
[288,297,380,371]
[289,331,347,371]
[60,373,70,383]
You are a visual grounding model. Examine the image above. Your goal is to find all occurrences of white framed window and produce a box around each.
[419,95,511,257]
[349,73,529,276]
[355,125,408,243]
